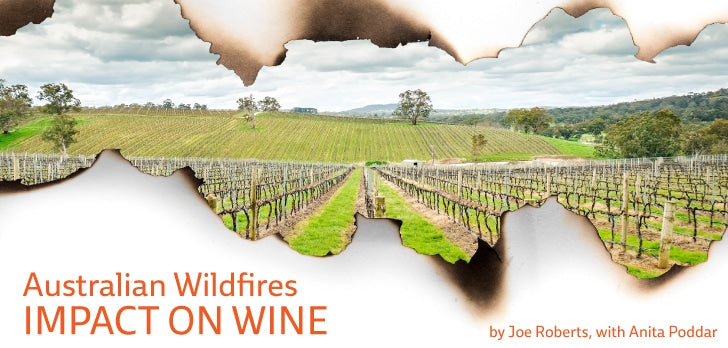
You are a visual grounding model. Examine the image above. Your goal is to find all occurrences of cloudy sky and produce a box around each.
[0,0,727,111]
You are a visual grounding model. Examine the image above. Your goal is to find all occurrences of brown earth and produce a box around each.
[355,168,368,217]
[435,158,468,165]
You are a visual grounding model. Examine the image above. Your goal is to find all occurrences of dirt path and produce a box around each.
[355,168,368,217]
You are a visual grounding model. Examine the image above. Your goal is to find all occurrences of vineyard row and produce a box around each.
[1,152,354,240]
[375,155,728,268]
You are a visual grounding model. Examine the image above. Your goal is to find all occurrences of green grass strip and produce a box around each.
[626,266,662,279]
[597,228,708,266]
[378,181,469,264]
[287,168,361,256]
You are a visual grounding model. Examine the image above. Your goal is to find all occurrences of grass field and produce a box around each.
[0,117,52,150]
[0,111,589,162]
[287,168,361,256]
[537,135,596,158]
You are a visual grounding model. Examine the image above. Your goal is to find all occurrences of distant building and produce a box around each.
[402,159,421,167]
[292,107,318,114]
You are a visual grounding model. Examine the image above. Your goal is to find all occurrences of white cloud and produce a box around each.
[0,4,727,111]
[558,26,636,55]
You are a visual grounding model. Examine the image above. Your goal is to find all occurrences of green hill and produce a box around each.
[1,111,593,162]
[479,88,728,127]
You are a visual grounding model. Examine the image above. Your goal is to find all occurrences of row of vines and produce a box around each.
[130,156,354,239]
[0,152,96,184]
[375,155,728,268]
[9,112,564,162]
[6,149,727,270]
[1,152,354,239]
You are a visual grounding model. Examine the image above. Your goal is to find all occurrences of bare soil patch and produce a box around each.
[435,158,467,165]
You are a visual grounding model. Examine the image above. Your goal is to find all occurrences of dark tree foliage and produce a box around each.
[548,88,728,124]
[257,96,280,112]
[596,109,683,158]
[0,82,32,134]
[162,99,174,109]
[683,119,728,155]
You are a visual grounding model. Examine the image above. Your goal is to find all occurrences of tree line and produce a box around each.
[101,100,209,110]
[548,88,728,124]
[477,88,728,127]
[595,110,727,158]
[389,88,726,159]
[502,105,726,158]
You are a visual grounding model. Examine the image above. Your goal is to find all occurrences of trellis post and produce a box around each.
[13,154,20,181]
[457,169,463,197]
[206,193,218,212]
[658,201,676,269]
[545,172,552,198]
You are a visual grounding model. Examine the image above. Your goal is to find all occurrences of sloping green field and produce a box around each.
[3,112,574,162]
[537,135,596,158]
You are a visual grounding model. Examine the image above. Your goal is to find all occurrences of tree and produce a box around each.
[37,83,81,159]
[161,99,174,109]
[503,108,529,131]
[553,124,576,140]
[393,89,433,125]
[584,117,607,137]
[471,134,488,161]
[596,109,683,158]
[257,96,280,112]
[41,114,79,159]
[0,83,32,134]
[504,107,552,134]
[683,119,728,155]
[37,83,81,115]
[523,107,552,134]
[237,94,259,128]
